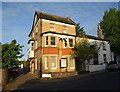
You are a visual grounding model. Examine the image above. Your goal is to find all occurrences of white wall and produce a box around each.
[88,39,111,64]
[89,64,105,72]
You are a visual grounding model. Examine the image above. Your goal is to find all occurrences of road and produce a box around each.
[18,71,120,90]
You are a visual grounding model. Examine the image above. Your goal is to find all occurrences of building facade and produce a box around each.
[28,11,77,78]
[28,11,113,77]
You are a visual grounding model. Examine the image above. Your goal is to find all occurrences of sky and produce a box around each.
[1,2,118,60]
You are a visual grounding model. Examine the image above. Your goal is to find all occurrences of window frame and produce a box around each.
[69,38,74,47]
[63,38,67,48]
[51,56,57,69]
[70,58,75,69]
[50,36,56,46]
[102,42,106,50]
[45,56,49,70]
[60,58,67,68]
[103,54,107,62]
[45,36,49,46]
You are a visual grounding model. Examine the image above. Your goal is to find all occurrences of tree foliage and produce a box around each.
[100,8,120,54]
[1,39,24,69]
[72,37,99,67]
[76,23,86,36]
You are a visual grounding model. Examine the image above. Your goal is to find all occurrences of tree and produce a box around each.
[72,37,99,72]
[100,8,120,54]
[76,23,86,36]
[2,39,24,69]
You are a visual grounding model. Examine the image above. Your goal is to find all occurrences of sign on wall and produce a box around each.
[60,58,67,68]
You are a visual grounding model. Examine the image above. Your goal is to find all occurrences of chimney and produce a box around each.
[67,16,70,20]
[97,23,103,39]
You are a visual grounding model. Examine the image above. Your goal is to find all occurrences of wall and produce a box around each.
[89,64,105,72]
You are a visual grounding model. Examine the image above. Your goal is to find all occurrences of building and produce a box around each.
[76,24,112,72]
[28,11,114,77]
[28,11,77,78]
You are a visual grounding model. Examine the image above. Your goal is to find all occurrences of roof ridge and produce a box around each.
[35,11,69,20]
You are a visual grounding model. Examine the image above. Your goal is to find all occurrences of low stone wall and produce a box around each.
[51,71,77,78]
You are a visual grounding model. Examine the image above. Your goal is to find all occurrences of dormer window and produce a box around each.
[102,42,106,50]
[50,23,55,31]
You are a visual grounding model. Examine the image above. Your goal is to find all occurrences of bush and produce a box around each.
[9,77,15,83]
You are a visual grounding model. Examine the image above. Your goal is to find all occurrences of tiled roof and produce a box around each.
[35,11,76,25]
[78,34,108,41]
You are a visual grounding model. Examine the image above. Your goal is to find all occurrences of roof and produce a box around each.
[28,11,76,37]
[78,34,109,41]
[35,11,76,25]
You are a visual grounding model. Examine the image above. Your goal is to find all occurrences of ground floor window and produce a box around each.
[93,58,98,65]
[51,56,57,69]
[103,54,107,62]
[70,58,75,69]
[45,56,48,69]
[60,58,67,68]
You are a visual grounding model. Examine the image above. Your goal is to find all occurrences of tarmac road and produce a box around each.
[17,70,120,90]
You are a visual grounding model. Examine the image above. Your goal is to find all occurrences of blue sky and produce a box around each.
[2,2,118,60]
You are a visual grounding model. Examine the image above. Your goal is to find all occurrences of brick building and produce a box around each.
[28,11,77,78]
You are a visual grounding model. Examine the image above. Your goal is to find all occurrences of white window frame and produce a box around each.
[45,56,48,70]
[51,56,57,69]
[45,36,49,46]
[31,42,34,51]
[63,39,67,48]
[50,36,56,47]
[60,58,67,68]
[70,58,75,69]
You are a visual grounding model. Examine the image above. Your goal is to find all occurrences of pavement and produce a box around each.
[2,70,107,91]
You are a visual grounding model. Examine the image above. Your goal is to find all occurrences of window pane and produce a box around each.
[69,39,73,47]
[70,58,75,67]
[60,58,67,68]
[45,56,48,69]
[51,56,56,68]
[103,54,107,62]
[46,36,48,45]
[103,43,106,50]
[51,36,55,45]
[64,40,67,47]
